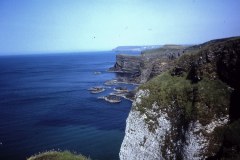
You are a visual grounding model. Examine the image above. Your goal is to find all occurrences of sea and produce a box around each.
[0,51,138,160]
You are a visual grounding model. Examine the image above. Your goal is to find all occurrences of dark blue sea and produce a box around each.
[0,51,136,160]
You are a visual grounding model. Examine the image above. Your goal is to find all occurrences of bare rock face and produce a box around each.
[109,54,142,74]
[120,90,171,160]
[109,54,143,83]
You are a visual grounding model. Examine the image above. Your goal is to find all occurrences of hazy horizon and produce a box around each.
[1,0,240,55]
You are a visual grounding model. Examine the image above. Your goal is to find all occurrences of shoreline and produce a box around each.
[98,95,122,103]
[110,92,134,102]
[104,79,140,86]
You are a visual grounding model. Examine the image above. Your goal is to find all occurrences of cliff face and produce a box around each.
[120,37,240,160]
[110,46,185,84]
[109,54,143,83]
[109,54,142,73]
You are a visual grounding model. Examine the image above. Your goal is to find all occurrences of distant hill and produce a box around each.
[113,45,162,52]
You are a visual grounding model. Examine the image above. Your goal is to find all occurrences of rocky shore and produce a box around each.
[88,86,105,94]
[114,86,128,92]
[98,95,121,103]
[88,81,136,103]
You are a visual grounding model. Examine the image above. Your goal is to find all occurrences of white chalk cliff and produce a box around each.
[120,90,229,160]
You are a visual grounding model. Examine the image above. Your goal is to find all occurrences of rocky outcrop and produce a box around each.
[109,54,142,73]
[109,54,143,83]
[120,37,240,160]
[110,45,186,84]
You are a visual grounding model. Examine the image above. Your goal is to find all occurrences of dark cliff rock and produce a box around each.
[109,54,142,73]
[109,54,143,83]
[110,45,187,84]
[120,36,240,160]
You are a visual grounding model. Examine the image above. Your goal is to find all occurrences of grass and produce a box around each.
[142,45,185,55]
[27,151,91,160]
[135,70,230,126]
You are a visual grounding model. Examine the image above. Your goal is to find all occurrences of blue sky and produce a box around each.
[0,0,240,54]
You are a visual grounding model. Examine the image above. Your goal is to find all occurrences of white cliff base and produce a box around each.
[119,90,229,160]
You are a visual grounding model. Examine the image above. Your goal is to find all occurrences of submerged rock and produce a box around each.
[88,86,105,94]
[94,71,101,75]
[114,86,128,92]
[104,79,118,85]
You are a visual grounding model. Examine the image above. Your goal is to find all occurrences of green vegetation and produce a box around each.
[27,151,90,160]
[142,47,182,55]
[142,44,186,55]
[162,44,186,49]
[135,70,230,125]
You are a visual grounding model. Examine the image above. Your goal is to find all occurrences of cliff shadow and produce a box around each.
[229,90,240,122]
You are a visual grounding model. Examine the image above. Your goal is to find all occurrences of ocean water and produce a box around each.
[0,51,136,160]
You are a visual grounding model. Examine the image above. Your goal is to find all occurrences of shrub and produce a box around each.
[27,151,91,160]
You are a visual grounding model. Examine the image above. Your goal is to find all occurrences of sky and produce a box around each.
[0,0,240,54]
